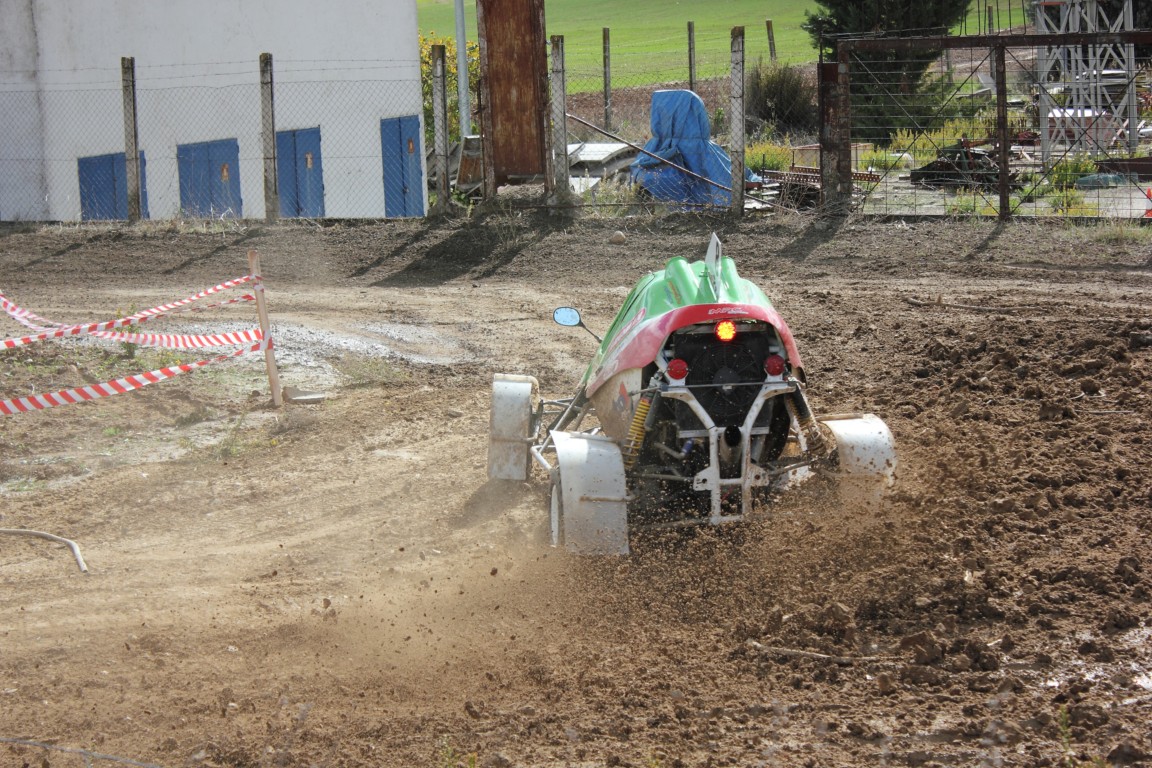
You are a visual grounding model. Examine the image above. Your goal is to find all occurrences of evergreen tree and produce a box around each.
[803,0,973,143]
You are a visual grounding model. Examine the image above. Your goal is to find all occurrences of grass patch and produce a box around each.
[1091,220,1152,244]
[420,0,1022,92]
[329,352,408,388]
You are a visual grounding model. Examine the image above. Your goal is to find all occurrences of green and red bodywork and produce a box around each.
[582,254,804,397]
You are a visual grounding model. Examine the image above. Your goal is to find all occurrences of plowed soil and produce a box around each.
[1,211,1150,768]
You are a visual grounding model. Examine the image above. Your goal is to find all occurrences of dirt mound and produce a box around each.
[1,215,1150,767]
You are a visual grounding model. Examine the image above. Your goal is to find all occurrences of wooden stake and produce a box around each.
[247,249,283,407]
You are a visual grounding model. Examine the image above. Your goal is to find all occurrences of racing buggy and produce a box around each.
[487,234,896,555]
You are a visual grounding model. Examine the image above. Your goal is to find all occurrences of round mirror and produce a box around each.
[553,307,582,327]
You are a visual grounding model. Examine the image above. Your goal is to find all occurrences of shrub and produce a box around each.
[745,140,793,172]
[745,58,818,137]
[419,33,480,147]
[1048,153,1098,190]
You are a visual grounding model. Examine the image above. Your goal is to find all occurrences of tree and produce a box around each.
[803,0,973,143]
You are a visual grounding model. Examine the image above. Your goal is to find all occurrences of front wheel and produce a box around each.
[487,374,538,481]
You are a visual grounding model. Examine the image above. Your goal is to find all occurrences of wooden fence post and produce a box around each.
[121,57,141,223]
[766,20,777,62]
[247,250,282,407]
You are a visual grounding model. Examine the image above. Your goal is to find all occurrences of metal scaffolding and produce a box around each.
[1035,0,1139,163]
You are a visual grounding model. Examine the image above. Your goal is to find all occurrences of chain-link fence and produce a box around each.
[826,30,1152,219]
[13,25,1150,223]
[0,58,423,223]
[549,23,816,214]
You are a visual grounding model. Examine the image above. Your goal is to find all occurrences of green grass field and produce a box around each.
[418,0,1030,85]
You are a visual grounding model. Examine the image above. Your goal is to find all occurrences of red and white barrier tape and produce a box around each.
[0,335,269,416]
[1,273,257,335]
[85,327,264,350]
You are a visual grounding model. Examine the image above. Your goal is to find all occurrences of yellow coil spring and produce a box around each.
[621,394,652,470]
[784,395,826,455]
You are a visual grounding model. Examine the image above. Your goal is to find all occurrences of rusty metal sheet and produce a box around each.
[477,0,548,190]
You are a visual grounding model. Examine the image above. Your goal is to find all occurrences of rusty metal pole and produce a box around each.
[835,46,852,212]
[687,21,696,93]
[120,57,141,223]
[730,27,745,216]
[994,42,1011,220]
[602,27,612,132]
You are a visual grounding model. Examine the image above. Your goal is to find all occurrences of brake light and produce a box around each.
[715,320,737,342]
[764,354,786,376]
[666,358,689,381]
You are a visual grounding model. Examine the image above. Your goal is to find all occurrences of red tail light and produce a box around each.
[715,320,737,342]
[764,354,786,376]
[666,358,689,381]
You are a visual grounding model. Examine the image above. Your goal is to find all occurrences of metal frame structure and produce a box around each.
[1035,0,1138,163]
[823,29,1152,218]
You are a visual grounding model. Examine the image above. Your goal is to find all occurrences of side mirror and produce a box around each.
[553,306,601,343]
[553,307,582,327]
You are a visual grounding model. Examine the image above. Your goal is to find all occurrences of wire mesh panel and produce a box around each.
[838,32,1152,220]
[0,58,425,223]
[556,25,793,214]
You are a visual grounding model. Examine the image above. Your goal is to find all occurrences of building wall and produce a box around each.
[0,0,50,220]
[0,0,423,221]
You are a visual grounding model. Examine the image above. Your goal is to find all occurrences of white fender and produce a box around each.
[487,374,538,481]
[820,413,897,505]
[551,431,630,555]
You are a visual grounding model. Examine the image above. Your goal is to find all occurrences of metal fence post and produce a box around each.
[260,53,279,222]
[994,42,1011,221]
[603,27,612,131]
[432,44,451,215]
[730,27,745,216]
[120,57,141,223]
[687,22,696,93]
[455,0,471,135]
[549,34,573,210]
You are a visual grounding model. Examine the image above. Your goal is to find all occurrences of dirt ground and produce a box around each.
[1,209,1151,768]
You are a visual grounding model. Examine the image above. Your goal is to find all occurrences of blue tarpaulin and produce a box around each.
[630,90,738,206]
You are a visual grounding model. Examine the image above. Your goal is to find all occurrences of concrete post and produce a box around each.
[120,57,141,223]
[549,35,573,209]
[260,53,279,222]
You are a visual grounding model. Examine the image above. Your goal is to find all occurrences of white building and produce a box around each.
[0,0,426,222]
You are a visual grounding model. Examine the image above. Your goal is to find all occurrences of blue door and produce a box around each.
[276,127,325,218]
[177,138,242,217]
[380,116,424,217]
[77,152,149,220]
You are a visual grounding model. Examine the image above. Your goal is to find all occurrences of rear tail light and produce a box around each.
[666,358,689,381]
[764,354,786,376]
[715,320,737,342]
